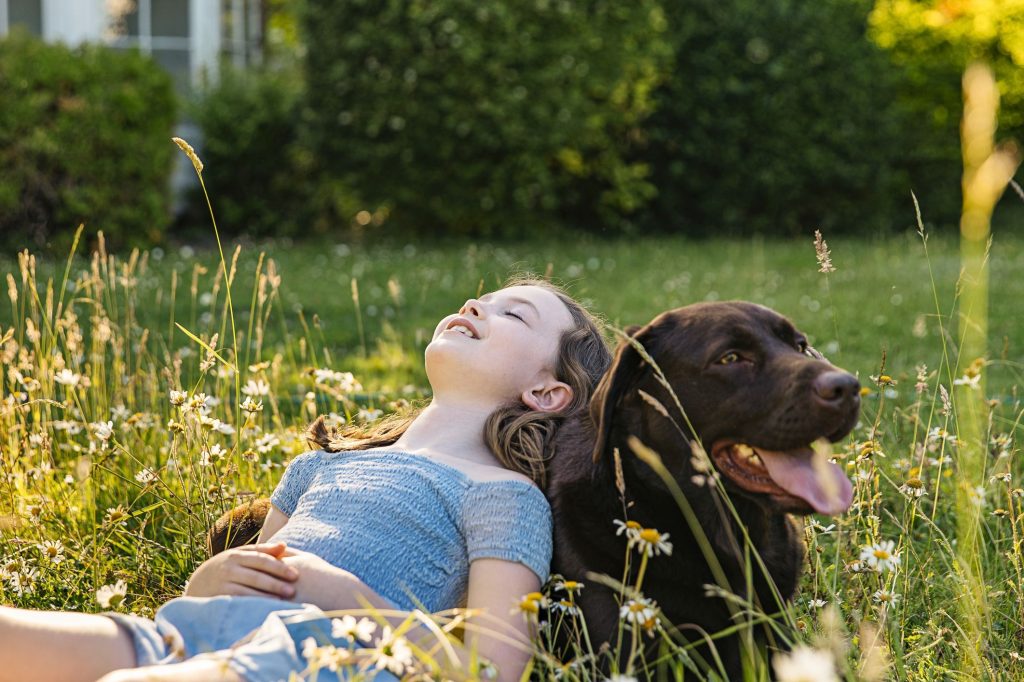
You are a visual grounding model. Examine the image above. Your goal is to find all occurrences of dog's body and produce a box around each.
[546,302,859,678]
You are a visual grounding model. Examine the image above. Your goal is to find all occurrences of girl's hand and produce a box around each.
[277,547,369,609]
[184,541,300,600]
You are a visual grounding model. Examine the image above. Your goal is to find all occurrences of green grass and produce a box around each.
[1,227,1023,680]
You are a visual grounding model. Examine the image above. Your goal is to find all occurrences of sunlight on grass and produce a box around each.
[0,67,1023,679]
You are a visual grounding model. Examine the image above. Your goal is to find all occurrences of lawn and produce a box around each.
[1,225,1022,679]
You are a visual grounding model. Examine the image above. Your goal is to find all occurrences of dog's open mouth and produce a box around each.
[710,441,853,515]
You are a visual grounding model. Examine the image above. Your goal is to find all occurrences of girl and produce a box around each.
[0,278,611,682]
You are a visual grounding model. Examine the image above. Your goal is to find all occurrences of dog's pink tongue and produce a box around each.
[754,446,853,515]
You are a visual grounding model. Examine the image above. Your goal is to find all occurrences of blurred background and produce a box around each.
[1,0,1021,252]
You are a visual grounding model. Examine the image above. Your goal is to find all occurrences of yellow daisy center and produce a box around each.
[873,549,890,560]
[639,529,661,543]
[625,521,641,530]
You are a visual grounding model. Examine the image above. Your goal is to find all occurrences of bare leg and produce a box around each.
[0,604,136,682]
[96,659,242,682]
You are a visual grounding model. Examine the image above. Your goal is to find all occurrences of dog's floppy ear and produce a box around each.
[590,325,649,463]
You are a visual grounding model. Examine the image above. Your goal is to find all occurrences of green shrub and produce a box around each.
[0,30,177,249]
[869,0,1024,224]
[301,0,672,237]
[187,65,313,237]
[637,0,913,236]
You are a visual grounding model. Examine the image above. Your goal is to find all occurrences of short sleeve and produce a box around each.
[462,482,553,584]
[270,450,321,517]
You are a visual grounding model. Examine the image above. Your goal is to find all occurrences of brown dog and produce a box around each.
[545,301,858,678]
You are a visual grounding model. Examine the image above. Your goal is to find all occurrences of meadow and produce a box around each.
[1,220,1023,680]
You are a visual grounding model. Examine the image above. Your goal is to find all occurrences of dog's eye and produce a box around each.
[718,352,741,365]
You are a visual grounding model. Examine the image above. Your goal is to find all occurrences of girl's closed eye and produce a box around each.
[505,310,526,323]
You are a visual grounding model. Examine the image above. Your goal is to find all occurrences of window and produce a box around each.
[109,0,192,94]
[1,0,43,35]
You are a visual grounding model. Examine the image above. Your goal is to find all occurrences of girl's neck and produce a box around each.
[390,399,501,466]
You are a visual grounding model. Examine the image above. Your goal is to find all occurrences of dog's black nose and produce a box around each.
[812,371,860,405]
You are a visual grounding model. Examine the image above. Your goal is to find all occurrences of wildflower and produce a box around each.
[899,478,926,498]
[809,520,835,534]
[210,419,235,435]
[813,230,835,274]
[255,433,280,454]
[185,393,210,415]
[512,591,550,617]
[104,505,129,527]
[953,373,981,390]
[331,614,376,643]
[859,540,901,573]
[9,567,39,595]
[302,635,355,672]
[872,589,901,610]
[369,626,414,676]
[91,421,114,441]
[171,136,204,174]
[807,598,827,609]
[38,540,65,564]
[991,472,1012,484]
[240,397,263,413]
[551,599,581,616]
[606,676,639,682]
[553,579,584,595]
[241,448,259,463]
[314,368,342,384]
[631,527,673,557]
[772,645,838,682]
[613,519,642,542]
[870,374,895,386]
[135,467,158,485]
[991,508,1009,518]
[53,369,81,387]
[110,405,131,421]
[619,597,659,628]
[323,412,347,428]
[167,418,186,434]
[96,579,128,608]
[169,390,187,406]
[199,444,226,467]
[358,407,383,422]
[242,379,270,397]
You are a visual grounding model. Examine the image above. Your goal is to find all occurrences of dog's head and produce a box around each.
[591,301,858,516]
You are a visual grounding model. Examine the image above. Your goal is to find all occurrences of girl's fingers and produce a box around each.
[238,552,299,581]
[238,541,287,555]
[231,567,296,599]
[227,583,285,599]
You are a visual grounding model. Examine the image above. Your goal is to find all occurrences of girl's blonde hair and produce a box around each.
[306,277,611,487]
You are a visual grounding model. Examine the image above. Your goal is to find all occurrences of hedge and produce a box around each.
[0,30,177,249]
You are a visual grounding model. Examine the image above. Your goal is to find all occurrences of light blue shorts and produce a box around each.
[103,595,399,682]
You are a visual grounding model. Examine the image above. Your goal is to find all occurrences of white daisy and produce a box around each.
[772,645,838,682]
[53,369,80,387]
[96,579,128,608]
[631,527,673,557]
[331,614,376,643]
[242,379,271,397]
[859,540,901,573]
[369,626,414,675]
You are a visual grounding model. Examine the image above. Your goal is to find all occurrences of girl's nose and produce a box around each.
[460,299,485,318]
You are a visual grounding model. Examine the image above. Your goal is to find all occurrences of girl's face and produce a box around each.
[425,285,575,411]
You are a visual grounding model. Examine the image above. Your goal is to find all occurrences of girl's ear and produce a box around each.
[521,380,573,413]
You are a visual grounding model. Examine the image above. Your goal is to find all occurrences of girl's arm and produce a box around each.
[280,551,537,681]
[184,503,295,599]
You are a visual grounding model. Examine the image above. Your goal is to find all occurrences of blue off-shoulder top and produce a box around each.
[268,449,553,613]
